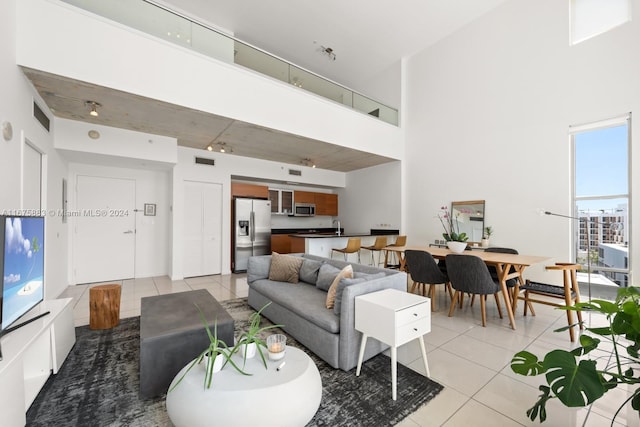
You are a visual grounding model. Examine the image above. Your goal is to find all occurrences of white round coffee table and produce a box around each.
[166,346,322,427]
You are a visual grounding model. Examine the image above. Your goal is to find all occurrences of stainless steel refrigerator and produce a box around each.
[233,197,271,272]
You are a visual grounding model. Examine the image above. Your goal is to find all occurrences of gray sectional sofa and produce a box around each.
[247,253,407,371]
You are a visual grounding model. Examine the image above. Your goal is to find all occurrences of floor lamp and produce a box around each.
[543,210,592,302]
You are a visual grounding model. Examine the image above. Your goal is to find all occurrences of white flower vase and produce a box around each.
[239,342,257,359]
[447,241,467,253]
[481,238,490,248]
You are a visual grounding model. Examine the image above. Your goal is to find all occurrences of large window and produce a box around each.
[570,0,631,45]
[571,115,631,291]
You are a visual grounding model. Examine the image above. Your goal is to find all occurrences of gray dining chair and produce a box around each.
[445,254,503,327]
[405,250,452,311]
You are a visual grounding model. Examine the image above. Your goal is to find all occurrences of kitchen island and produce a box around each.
[290,231,399,261]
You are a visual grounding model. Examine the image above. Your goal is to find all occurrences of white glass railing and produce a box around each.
[62,0,399,125]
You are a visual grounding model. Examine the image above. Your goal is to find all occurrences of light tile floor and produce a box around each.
[60,275,635,427]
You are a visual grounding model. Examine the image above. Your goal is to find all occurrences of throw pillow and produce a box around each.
[268,252,304,283]
[299,259,323,284]
[326,265,353,309]
[316,263,342,291]
[333,277,367,315]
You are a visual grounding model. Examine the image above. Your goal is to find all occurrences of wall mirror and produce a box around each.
[451,200,485,243]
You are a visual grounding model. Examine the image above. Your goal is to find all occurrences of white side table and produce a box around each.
[355,289,431,400]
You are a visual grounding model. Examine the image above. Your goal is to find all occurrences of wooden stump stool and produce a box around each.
[89,284,122,330]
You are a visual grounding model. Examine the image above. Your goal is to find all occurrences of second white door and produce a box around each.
[183,181,222,277]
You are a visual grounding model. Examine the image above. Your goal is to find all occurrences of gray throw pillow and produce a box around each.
[299,259,323,284]
[247,256,271,283]
[333,277,367,315]
[316,263,341,291]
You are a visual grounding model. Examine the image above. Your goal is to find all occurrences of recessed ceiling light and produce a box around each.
[88,130,100,139]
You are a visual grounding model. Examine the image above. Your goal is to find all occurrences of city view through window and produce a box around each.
[574,119,630,288]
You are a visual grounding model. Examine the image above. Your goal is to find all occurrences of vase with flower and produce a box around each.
[481,226,493,248]
[437,205,468,253]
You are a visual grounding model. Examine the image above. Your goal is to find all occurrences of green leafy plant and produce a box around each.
[483,226,493,239]
[510,286,640,424]
[169,304,249,391]
[232,302,283,369]
[437,205,468,242]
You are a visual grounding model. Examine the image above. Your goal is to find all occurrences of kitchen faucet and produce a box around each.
[332,219,341,236]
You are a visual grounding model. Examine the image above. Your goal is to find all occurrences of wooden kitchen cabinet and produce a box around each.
[231,182,269,198]
[271,234,292,254]
[315,193,338,216]
[294,191,316,204]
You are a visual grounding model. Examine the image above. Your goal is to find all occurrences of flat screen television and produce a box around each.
[0,215,45,332]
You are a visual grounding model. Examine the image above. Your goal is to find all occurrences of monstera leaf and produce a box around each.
[542,350,606,407]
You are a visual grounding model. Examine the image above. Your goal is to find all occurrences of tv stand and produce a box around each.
[2,311,51,337]
[0,299,75,426]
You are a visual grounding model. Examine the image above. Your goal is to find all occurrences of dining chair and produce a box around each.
[484,247,519,301]
[445,254,503,327]
[361,236,387,266]
[404,250,452,311]
[331,237,361,263]
[384,235,406,269]
[517,263,584,342]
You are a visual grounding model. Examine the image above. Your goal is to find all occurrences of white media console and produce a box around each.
[0,298,75,427]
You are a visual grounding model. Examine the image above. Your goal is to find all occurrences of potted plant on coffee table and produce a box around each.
[169,304,249,391]
[233,302,283,369]
[510,286,640,424]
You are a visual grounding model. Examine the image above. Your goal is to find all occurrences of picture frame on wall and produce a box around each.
[144,203,156,216]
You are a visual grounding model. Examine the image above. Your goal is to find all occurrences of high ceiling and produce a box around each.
[25,0,509,172]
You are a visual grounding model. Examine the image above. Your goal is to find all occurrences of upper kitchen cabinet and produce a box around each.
[315,193,338,216]
[231,182,269,199]
[269,189,294,215]
[294,191,338,216]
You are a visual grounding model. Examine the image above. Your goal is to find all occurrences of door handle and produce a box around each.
[123,230,134,234]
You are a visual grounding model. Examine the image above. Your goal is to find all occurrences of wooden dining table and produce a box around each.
[383,245,550,330]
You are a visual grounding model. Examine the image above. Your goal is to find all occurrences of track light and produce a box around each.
[301,158,316,168]
[85,101,101,117]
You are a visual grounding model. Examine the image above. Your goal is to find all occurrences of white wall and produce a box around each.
[0,0,70,299]
[67,163,171,282]
[404,0,640,282]
[337,162,402,234]
[16,0,403,161]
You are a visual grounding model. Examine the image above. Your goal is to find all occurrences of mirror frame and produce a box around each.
[451,200,485,244]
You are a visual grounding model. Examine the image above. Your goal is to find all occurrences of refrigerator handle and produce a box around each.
[250,210,255,242]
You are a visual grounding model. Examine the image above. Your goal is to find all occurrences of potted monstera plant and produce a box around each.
[510,286,640,424]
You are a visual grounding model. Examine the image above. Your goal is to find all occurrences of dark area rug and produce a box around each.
[27,298,443,426]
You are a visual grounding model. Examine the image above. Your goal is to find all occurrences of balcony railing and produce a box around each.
[62,0,399,125]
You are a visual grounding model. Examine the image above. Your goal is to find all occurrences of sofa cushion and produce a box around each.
[299,258,323,284]
[316,263,341,291]
[354,271,388,280]
[268,252,304,283]
[326,265,353,309]
[250,279,340,333]
[247,256,271,283]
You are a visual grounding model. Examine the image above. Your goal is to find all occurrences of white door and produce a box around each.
[183,181,222,277]
[23,142,42,210]
[74,176,136,283]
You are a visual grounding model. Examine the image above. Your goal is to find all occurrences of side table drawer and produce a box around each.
[396,317,430,345]
[396,302,429,326]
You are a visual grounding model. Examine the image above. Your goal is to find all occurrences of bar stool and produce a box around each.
[517,263,584,342]
[384,235,406,269]
[361,236,387,266]
[332,237,361,263]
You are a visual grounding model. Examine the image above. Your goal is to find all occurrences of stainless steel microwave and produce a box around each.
[291,203,315,217]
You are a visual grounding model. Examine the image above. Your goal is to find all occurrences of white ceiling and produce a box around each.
[25,0,510,172]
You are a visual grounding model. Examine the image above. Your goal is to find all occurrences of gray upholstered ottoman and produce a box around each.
[139,289,235,399]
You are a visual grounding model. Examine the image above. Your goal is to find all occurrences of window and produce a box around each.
[571,114,631,292]
[570,0,631,45]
